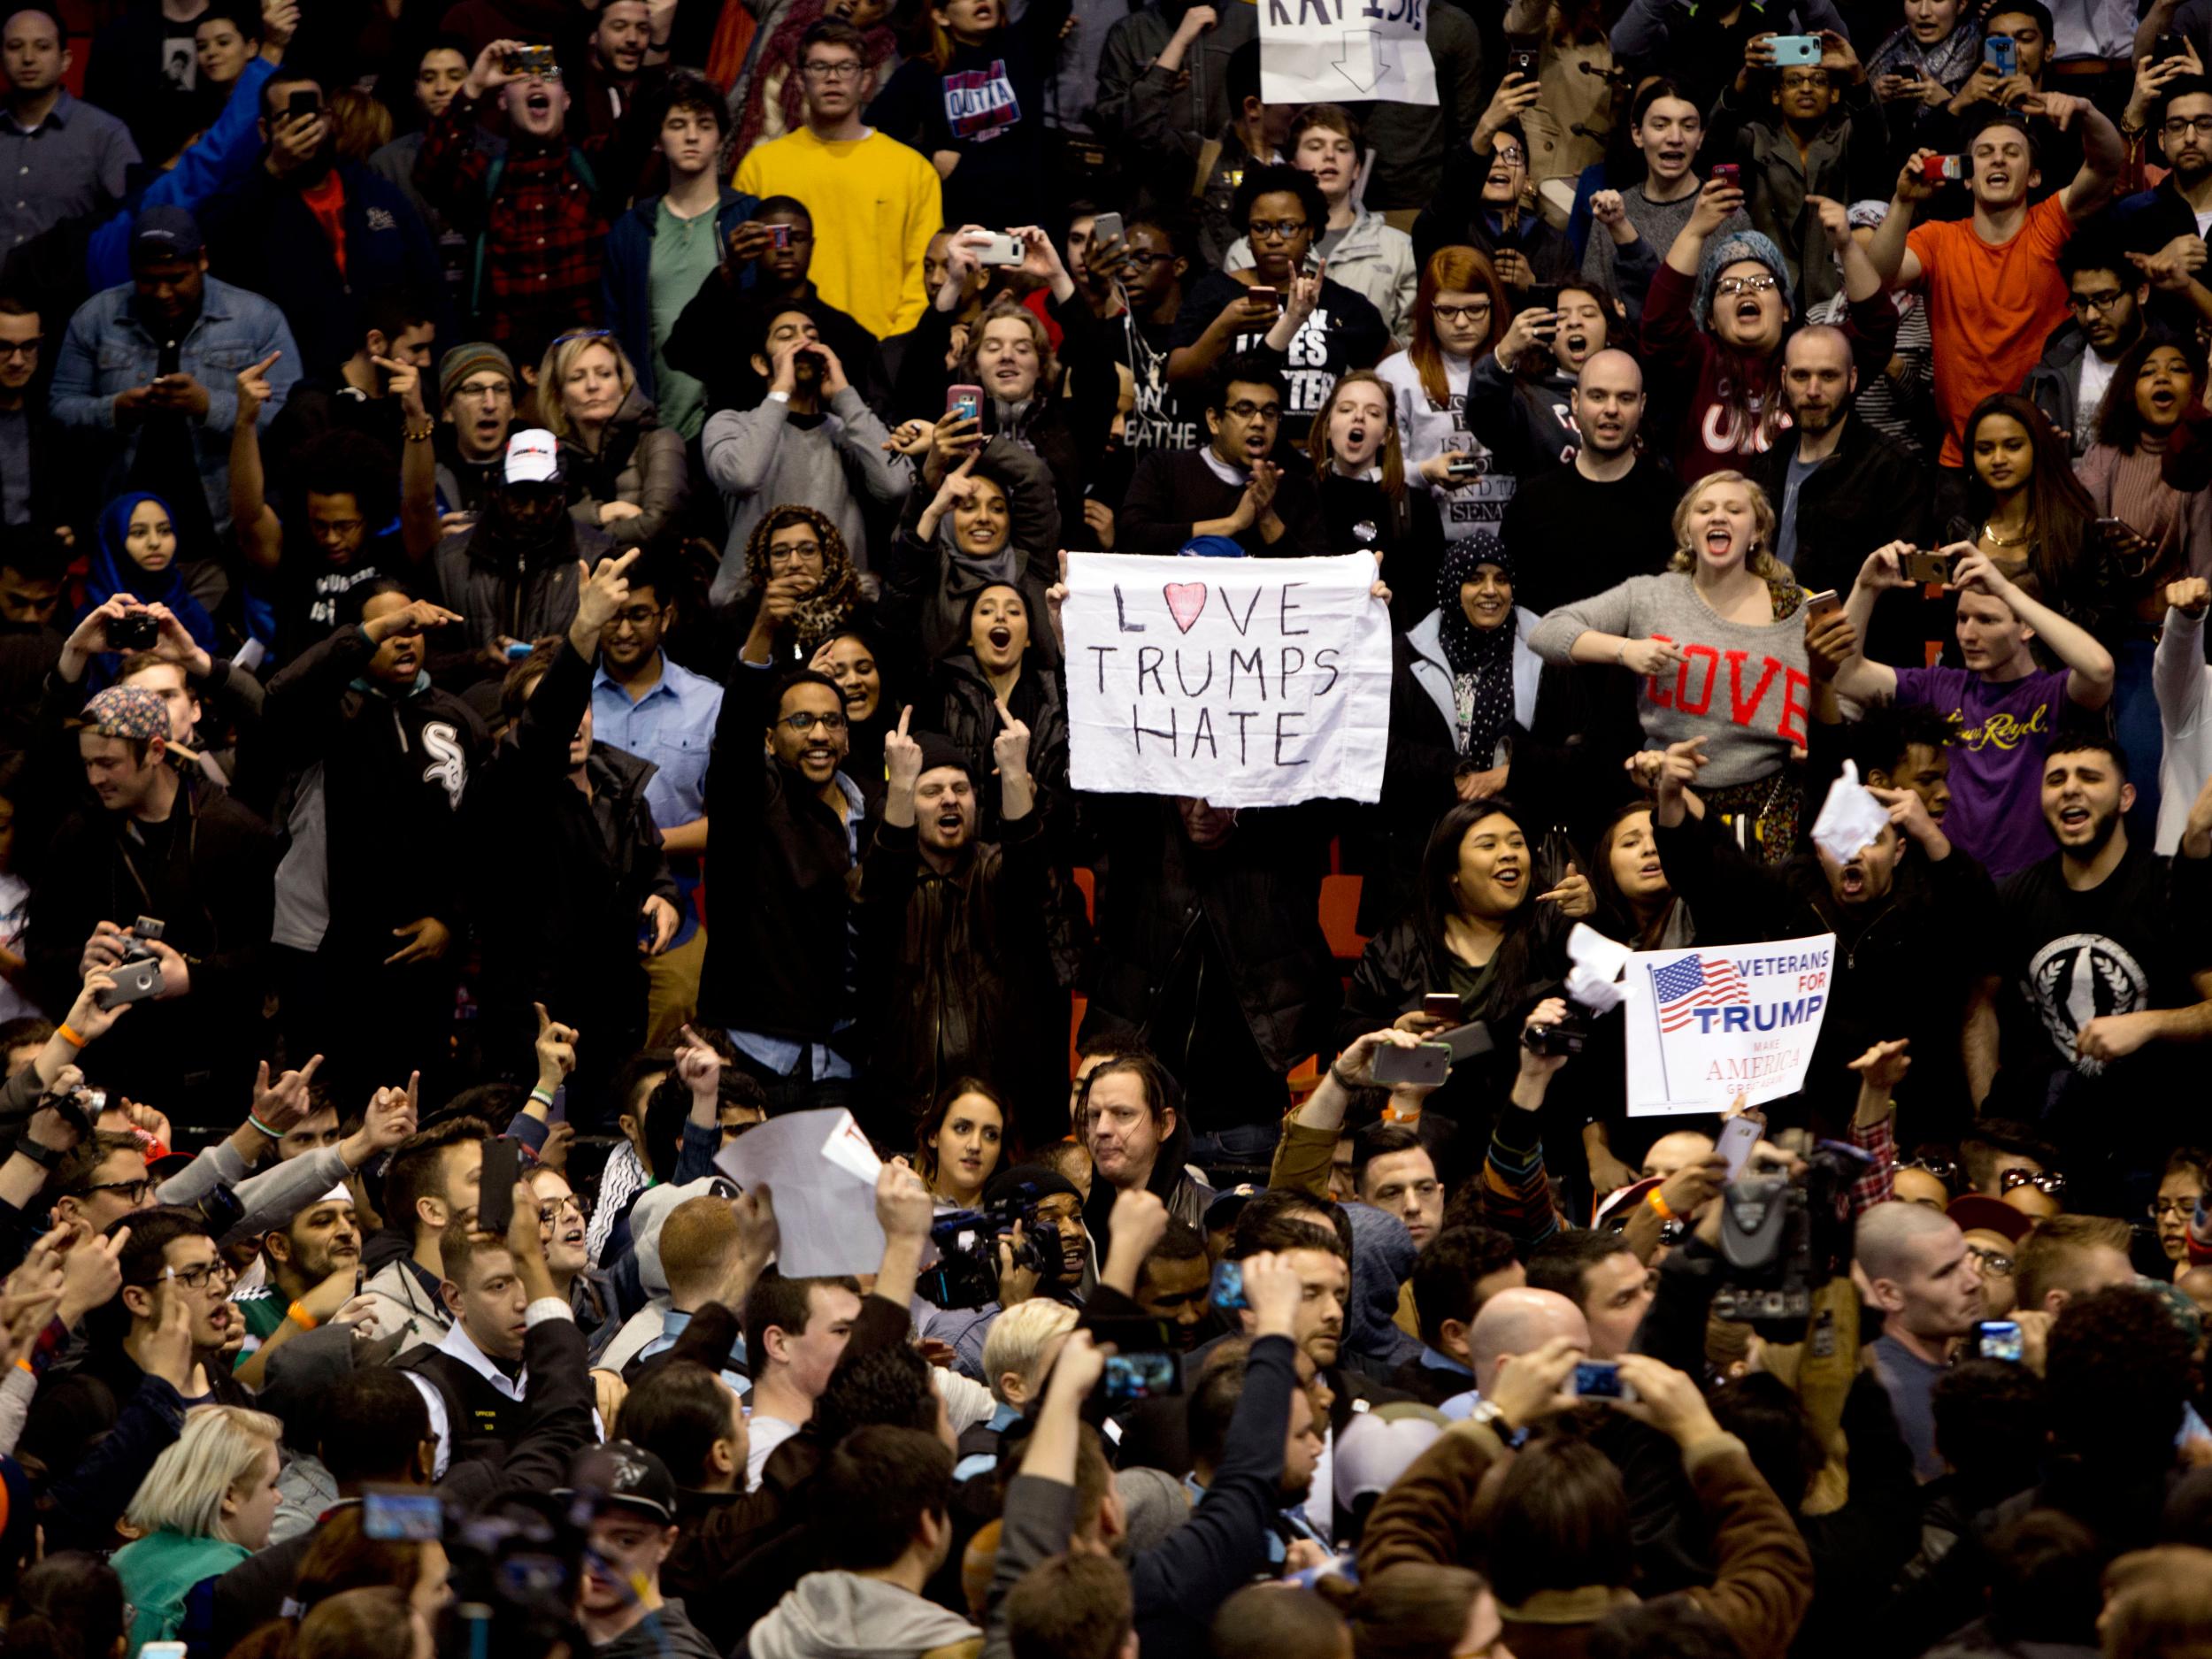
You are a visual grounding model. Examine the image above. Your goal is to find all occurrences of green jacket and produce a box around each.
[115,1529,250,1653]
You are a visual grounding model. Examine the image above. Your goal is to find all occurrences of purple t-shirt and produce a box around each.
[1893,664,2072,878]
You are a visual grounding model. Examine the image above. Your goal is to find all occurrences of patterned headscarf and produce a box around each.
[1436,534,1517,764]
[742,503,861,655]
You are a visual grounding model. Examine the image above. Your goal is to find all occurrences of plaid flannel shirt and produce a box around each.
[1849,1112,1896,1213]
[416,95,609,344]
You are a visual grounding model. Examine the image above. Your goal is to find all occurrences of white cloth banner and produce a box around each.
[1064,551,1393,806]
[1259,0,1437,107]
[1621,933,1838,1116]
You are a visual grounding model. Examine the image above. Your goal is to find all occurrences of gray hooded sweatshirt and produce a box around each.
[747,1571,981,1659]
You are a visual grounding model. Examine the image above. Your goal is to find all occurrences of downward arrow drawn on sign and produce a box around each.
[1330,29,1392,93]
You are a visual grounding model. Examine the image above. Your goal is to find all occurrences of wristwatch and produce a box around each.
[1466,1399,1531,1449]
[12,1136,63,1171]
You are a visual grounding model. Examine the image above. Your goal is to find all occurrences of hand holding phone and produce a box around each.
[1898,549,1952,584]
[477,1137,520,1237]
[1372,1041,1451,1088]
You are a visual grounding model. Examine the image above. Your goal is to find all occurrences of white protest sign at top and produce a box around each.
[1063,552,1393,807]
[1259,0,1437,108]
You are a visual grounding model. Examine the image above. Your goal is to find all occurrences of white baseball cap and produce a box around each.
[503,427,562,485]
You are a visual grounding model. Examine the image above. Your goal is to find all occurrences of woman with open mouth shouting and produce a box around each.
[1531,470,1816,861]
[2074,334,2212,832]
[1307,370,1443,632]
[920,579,1068,841]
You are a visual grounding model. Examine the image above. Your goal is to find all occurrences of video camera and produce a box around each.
[94,917,166,1010]
[917,1181,1065,1310]
[1710,1141,1865,1336]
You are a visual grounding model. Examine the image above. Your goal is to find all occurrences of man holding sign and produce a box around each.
[1636,736,1994,1126]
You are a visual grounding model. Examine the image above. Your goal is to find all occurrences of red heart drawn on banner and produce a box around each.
[1164,582,1208,633]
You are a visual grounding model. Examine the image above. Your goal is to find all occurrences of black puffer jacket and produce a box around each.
[1079,794,1340,1079]
[931,652,1069,826]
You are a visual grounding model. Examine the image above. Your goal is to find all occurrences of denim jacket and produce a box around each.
[49,275,300,534]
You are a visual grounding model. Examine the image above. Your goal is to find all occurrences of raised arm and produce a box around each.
[229,352,285,572]
[1955,550,2115,707]
[1832,541,1913,703]
[2044,93,2125,219]
[1870,151,1939,288]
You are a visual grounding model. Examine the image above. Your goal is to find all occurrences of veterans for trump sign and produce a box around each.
[1063,552,1393,807]
[1622,934,1838,1116]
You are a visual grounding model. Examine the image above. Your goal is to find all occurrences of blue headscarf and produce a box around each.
[78,492,219,689]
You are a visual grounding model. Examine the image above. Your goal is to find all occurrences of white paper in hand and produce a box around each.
[1565,922,1634,1015]
[713,1109,887,1278]
[1810,760,1893,868]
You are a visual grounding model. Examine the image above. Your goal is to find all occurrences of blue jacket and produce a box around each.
[208,159,442,377]
[601,186,757,403]
[85,57,277,291]
[49,275,300,535]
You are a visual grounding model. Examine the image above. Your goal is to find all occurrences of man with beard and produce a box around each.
[430,342,515,524]
[589,551,721,1042]
[1973,734,2212,1169]
[2025,242,2154,455]
[571,0,664,140]
[1833,547,2115,879]
[432,429,612,673]
[1870,105,2126,467]
[859,707,1054,1119]
[1502,349,1679,615]
[1120,355,1326,555]
[231,1185,363,1385]
[702,304,902,593]
[702,664,866,1113]
[416,36,617,350]
[1751,324,1928,619]
[2110,77,2212,326]
[207,73,439,379]
[1647,729,2000,1122]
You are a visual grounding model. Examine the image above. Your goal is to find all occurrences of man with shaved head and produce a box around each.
[1432,1286,1590,1419]
[1858,1200,1985,1479]
[1753,319,1928,609]
[1502,347,1680,616]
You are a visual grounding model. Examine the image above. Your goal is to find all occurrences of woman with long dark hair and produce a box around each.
[1338,796,1589,1124]
[1951,392,2104,623]
[912,1077,1009,1209]
[2075,334,2212,831]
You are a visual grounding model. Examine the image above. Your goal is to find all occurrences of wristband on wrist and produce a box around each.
[56,1023,87,1048]
[528,1087,557,1110]
[248,1113,282,1141]
[287,1301,318,1331]
[1647,1187,1680,1224]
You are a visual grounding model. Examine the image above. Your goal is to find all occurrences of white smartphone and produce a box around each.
[1717,1112,1764,1179]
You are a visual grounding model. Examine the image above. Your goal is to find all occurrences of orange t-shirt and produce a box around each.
[1906,194,2075,467]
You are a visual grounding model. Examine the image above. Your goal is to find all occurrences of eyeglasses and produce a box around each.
[1431,302,1492,323]
[1715,274,1780,298]
[144,1258,235,1292]
[537,1194,593,1225]
[2000,1168,2066,1198]
[1225,400,1282,421]
[1893,1154,1958,1187]
[2068,289,2129,314]
[2165,116,2212,136]
[778,710,849,733]
[607,604,664,629]
[2151,1195,2201,1219]
[768,541,823,564]
[1247,219,1308,241]
[74,1176,156,1204]
[0,338,41,360]
[1964,1244,2014,1277]
[802,58,864,78]
[456,379,512,402]
[1491,147,1526,165]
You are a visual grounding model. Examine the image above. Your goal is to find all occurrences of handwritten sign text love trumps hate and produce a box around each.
[1064,553,1393,807]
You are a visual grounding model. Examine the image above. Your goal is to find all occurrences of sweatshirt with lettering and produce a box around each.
[1528,572,1810,787]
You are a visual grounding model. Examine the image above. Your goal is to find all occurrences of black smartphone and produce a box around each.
[478,1137,520,1236]
[156,337,180,378]
[1509,49,1539,79]
[286,88,321,120]
[2156,31,2189,61]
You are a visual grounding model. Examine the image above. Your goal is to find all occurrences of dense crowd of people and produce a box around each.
[3,0,2212,1651]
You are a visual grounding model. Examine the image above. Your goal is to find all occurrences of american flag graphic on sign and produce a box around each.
[1651,954,1750,1032]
